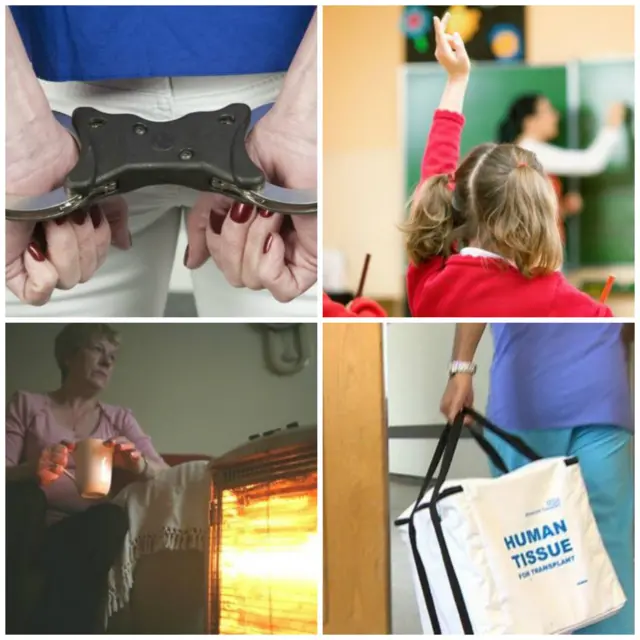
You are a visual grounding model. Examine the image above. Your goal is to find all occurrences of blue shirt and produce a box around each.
[487,324,632,432]
[11,6,314,82]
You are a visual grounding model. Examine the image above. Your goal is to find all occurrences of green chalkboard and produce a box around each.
[404,64,567,195]
[576,60,634,265]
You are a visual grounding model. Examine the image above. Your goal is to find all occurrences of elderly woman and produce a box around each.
[6,323,168,634]
[440,323,634,635]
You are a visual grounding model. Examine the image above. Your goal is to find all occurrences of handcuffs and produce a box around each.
[5,103,317,221]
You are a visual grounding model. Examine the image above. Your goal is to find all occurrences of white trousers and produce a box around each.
[6,74,318,317]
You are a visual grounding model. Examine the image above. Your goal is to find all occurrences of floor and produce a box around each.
[389,478,423,635]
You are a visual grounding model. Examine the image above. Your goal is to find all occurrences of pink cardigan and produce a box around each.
[6,391,165,524]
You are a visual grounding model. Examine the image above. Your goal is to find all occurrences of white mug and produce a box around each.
[63,438,114,499]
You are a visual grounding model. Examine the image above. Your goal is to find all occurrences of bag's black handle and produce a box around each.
[406,422,453,634]
[461,408,543,462]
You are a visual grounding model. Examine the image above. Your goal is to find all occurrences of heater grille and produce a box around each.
[208,427,318,635]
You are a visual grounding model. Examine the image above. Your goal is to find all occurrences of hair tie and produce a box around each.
[446,173,456,192]
[516,162,527,168]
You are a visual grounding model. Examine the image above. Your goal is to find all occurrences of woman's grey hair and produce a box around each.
[54,324,120,380]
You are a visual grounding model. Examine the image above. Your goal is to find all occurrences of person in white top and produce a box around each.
[497,94,626,216]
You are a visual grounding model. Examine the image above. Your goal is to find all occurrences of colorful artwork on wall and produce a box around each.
[401,5,526,63]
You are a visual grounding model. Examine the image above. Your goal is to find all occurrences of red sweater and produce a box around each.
[406,110,612,318]
[323,292,387,318]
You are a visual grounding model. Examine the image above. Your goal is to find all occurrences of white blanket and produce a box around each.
[107,460,211,617]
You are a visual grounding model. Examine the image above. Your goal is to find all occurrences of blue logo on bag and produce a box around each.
[504,519,575,580]
[525,496,562,517]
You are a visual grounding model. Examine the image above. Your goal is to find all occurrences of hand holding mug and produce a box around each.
[106,438,145,474]
[36,441,75,486]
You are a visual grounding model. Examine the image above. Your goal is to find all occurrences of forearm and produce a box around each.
[271,11,316,132]
[6,461,36,483]
[452,323,487,360]
[6,9,61,173]
[439,77,469,115]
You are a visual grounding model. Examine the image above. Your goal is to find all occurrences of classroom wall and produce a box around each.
[385,323,494,478]
[324,5,635,298]
[5,323,317,456]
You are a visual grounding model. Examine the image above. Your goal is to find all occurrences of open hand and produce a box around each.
[434,13,471,80]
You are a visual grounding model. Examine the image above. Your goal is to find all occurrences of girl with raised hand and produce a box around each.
[400,13,611,318]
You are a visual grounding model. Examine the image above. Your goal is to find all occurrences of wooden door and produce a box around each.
[323,323,390,634]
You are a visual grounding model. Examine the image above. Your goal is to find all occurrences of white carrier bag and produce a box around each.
[395,408,626,635]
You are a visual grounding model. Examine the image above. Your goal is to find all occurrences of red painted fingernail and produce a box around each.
[27,243,46,262]
[230,202,253,224]
[72,210,87,225]
[183,245,189,267]
[263,233,273,254]
[54,216,66,226]
[209,210,224,235]
[89,205,102,228]
[259,208,274,218]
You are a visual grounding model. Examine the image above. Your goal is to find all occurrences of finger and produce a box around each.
[60,440,76,452]
[129,451,141,461]
[184,193,234,270]
[68,210,99,283]
[449,32,466,52]
[433,16,444,49]
[89,205,112,271]
[208,202,257,287]
[258,233,316,303]
[115,443,135,453]
[49,464,65,477]
[100,196,131,250]
[6,244,59,306]
[242,209,284,290]
[440,11,451,32]
[43,217,81,289]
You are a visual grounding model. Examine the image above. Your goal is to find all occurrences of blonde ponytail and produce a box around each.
[400,174,465,265]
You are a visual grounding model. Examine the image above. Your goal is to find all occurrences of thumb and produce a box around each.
[6,246,58,306]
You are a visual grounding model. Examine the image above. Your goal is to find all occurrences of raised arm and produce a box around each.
[521,127,622,177]
[420,19,469,182]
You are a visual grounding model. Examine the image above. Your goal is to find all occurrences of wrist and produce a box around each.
[448,360,477,377]
[446,74,469,86]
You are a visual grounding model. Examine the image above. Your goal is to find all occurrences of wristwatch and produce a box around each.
[448,360,477,377]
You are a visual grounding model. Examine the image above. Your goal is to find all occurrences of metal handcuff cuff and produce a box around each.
[5,103,317,222]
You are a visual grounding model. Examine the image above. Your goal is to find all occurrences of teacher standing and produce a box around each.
[498,95,626,222]
[440,323,634,635]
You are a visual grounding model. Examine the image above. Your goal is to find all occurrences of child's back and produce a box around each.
[407,256,612,317]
